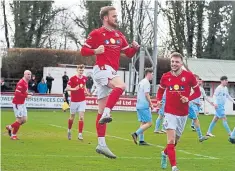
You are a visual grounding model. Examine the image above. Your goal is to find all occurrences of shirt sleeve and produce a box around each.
[67,78,73,87]
[213,87,219,104]
[84,30,98,49]
[120,34,129,51]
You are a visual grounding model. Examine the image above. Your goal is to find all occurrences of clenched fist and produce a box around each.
[132,41,140,49]
[94,45,105,55]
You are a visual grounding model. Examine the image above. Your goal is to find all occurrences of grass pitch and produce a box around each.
[1,109,235,171]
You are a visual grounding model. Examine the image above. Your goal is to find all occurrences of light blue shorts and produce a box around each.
[137,108,152,122]
[215,105,225,118]
[188,105,198,120]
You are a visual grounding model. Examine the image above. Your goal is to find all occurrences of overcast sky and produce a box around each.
[0,0,168,50]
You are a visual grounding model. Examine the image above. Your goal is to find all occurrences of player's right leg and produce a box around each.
[6,104,26,140]
[206,116,219,137]
[67,102,77,140]
[95,97,116,159]
[229,127,235,144]
[154,115,164,133]
[99,76,126,124]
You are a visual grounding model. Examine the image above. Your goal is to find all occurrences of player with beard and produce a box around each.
[81,6,140,159]
[156,52,201,171]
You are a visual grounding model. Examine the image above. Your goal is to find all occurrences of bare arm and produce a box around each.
[65,85,78,91]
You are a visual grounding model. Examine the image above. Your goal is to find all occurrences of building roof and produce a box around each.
[186,58,235,82]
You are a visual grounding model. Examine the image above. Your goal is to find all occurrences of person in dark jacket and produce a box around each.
[46,73,54,94]
[86,75,94,93]
[62,71,69,93]
[28,75,37,93]
[1,78,8,92]
[37,78,48,94]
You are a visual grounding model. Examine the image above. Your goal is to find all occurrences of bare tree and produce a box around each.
[2,0,10,48]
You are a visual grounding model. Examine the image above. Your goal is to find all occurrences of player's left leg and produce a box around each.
[229,127,235,144]
[154,115,164,133]
[221,117,231,136]
[77,101,86,140]
[95,97,116,159]
[206,116,219,137]
[193,118,209,142]
[78,112,84,140]
[99,76,125,124]
[191,119,195,131]
[132,109,152,145]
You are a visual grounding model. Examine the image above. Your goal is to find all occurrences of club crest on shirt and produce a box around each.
[181,77,186,82]
[168,78,171,82]
[103,33,106,36]
[110,38,116,44]
[174,84,179,91]
[115,32,119,37]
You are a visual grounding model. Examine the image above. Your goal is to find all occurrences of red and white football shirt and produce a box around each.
[12,78,28,104]
[82,26,138,71]
[157,70,201,116]
[68,75,87,102]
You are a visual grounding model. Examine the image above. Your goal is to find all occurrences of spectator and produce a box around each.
[46,73,54,94]
[62,71,69,93]
[1,78,8,92]
[28,75,37,93]
[37,78,48,94]
[86,75,94,93]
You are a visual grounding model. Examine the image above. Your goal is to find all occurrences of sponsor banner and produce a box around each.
[1,94,156,111]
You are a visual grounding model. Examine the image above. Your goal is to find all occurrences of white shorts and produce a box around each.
[163,113,188,137]
[12,103,27,118]
[70,101,86,114]
[93,65,119,99]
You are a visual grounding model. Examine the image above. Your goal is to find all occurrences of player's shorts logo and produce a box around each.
[110,38,115,44]
[174,84,179,91]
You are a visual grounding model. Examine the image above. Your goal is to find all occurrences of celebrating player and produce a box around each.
[81,6,139,158]
[229,127,235,144]
[5,70,33,140]
[131,68,154,145]
[206,76,235,137]
[154,91,166,134]
[156,52,201,171]
[66,64,90,140]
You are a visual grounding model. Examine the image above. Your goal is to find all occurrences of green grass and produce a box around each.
[1,109,235,171]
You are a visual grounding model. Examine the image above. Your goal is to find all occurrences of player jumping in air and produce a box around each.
[132,68,154,145]
[81,6,140,158]
[206,76,235,137]
[66,64,90,140]
[156,52,201,171]
[6,70,33,140]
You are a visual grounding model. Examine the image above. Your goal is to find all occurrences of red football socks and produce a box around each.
[78,120,84,133]
[68,119,73,129]
[96,113,106,137]
[12,121,21,135]
[106,87,124,109]
[167,144,176,167]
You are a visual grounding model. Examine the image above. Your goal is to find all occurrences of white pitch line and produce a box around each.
[49,124,219,160]
[0,153,216,160]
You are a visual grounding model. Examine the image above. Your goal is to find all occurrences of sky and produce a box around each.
[0,0,168,50]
